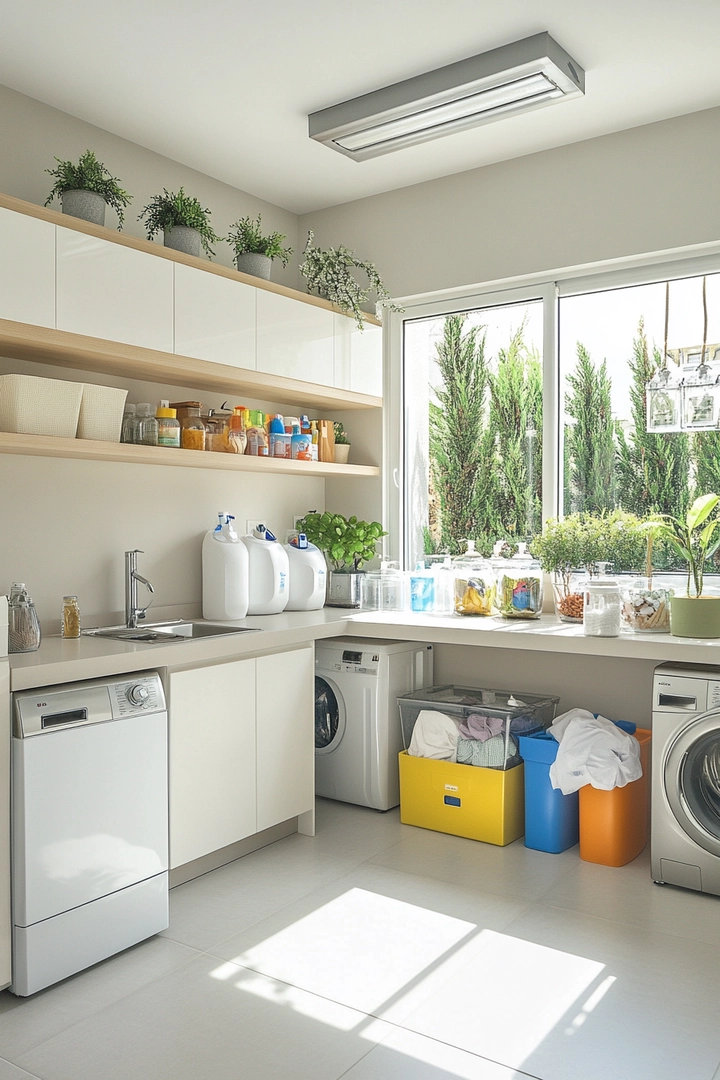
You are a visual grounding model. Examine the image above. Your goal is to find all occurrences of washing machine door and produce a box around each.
[314,675,346,756]
[665,709,720,857]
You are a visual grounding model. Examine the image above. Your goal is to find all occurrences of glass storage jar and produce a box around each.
[452,544,496,616]
[583,575,621,637]
[61,595,81,638]
[171,402,206,451]
[550,570,585,623]
[496,543,543,619]
[8,587,41,653]
[620,577,673,633]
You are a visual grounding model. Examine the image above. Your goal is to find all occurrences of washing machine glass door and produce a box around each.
[666,711,720,857]
[315,676,346,755]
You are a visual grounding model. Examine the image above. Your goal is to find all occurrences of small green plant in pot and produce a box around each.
[333,422,350,464]
[139,188,220,258]
[299,230,403,330]
[227,214,292,280]
[531,515,588,622]
[45,150,132,229]
[649,493,720,638]
[295,511,386,607]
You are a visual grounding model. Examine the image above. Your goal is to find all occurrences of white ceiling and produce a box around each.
[2,0,720,214]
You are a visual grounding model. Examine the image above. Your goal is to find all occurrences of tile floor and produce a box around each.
[2,800,720,1079]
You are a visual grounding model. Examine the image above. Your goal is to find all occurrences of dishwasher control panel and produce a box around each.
[14,671,165,737]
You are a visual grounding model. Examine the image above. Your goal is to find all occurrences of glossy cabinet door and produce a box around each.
[0,659,9,991]
[169,659,256,869]
[174,263,256,369]
[56,228,173,351]
[333,315,383,397]
[0,208,55,328]
[333,314,352,391]
[256,290,334,385]
[256,646,314,832]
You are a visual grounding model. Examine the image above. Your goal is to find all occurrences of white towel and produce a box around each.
[548,709,642,795]
[408,710,462,761]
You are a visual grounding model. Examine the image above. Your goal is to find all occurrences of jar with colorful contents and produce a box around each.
[452,542,495,616]
[495,544,543,619]
[621,577,673,633]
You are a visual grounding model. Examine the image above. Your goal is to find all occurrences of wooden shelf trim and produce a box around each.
[0,192,383,327]
[0,318,382,413]
[0,431,380,477]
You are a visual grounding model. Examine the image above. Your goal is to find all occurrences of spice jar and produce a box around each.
[170,401,206,451]
[156,402,180,447]
[495,543,543,619]
[621,577,673,633]
[61,595,81,638]
[583,575,621,637]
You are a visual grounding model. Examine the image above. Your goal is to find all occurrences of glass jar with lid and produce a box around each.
[495,543,543,619]
[170,401,206,451]
[8,584,41,653]
[620,577,673,633]
[583,570,621,637]
[61,595,81,638]
[452,541,496,616]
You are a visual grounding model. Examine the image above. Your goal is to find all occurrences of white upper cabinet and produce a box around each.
[333,316,382,397]
[333,314,352,391]
[256,290,334,385]
[174,263,256,369]
[0,208,55,328]
[56,229,173,351]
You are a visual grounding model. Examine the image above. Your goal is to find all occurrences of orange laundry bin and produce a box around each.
[578,728,651,867]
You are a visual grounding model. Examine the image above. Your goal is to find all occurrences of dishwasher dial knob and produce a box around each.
[126,683,150,706]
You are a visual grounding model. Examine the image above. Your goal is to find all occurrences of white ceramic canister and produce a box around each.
[202,512,249,620]
[241,525,290,615]
[283,534,327,611]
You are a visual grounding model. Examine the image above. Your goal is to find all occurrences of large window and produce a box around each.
[398,264,720,569]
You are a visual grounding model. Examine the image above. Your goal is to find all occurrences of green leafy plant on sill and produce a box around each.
[531,511,645,593]
[647,493,720,598]
[333,422,349,445]
[295,512,385,572]
[226,214,292,266]
[45,150,132,229]
[138,188,221,257]
[299,230,403,330]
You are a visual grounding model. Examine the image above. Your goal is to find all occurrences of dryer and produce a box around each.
[652,663,720,894]
[315,638,433,811]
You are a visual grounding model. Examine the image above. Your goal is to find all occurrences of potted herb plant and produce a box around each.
[299,230,402,330]
[333,421,350,465]
[139,188,220,258]
[649,493,720,638]
[45,150,132,229]
[226,214,292,280]
[295,511,386,607]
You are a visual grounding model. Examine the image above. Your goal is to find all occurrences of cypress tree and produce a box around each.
[564,343,616,514]
[694,433,720,497]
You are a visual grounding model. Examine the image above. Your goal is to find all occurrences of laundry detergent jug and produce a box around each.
[241,525,290,615]
[284,533,326,610]
[202,512,249,620]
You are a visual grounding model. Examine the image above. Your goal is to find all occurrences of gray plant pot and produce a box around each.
[61,189,106,226]
[163,226,202,258]
[326,570,365,608]
[236,253,272,280]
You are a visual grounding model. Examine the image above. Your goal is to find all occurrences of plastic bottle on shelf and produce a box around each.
[156,401,180,447]
[228,406,247,454]
[268,415,291,459]
[291,424,312,461]
[202,512,249,620]
[310,421,319,461]
[409,561,435,613]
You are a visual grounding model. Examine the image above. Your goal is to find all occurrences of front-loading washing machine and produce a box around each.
[315,638,433,811]
[652,663,720,894]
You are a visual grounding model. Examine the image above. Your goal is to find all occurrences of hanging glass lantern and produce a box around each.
[682,361,720,430]
[646,366,682,432]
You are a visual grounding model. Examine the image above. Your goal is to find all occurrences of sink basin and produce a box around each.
[83,621,261,643]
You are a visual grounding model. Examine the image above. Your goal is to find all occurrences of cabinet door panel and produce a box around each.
[169,660,256,868]
[0,209,55,328]
[174,263,256,369]
[57,229,173,351]
[256,291,333,385]
[351,322,383,397]
[333,314,352,390]
[256,647,314,831]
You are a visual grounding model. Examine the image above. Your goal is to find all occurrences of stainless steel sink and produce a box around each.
[83,621,261,643]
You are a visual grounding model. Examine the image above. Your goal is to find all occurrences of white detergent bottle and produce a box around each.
[202,512,249,620]
[284,533,327,610]
[241,524,290,615]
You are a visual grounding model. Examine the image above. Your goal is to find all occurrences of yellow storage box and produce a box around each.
[398,750,525,846]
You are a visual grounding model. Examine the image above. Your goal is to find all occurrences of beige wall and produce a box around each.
[300,107,720,299]
[0,83,300,288]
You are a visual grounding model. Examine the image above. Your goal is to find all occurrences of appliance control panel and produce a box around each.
[14,671,166,737]
[323,649,381,676]
[111,674,165,717]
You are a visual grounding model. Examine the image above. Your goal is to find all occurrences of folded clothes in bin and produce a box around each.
[548,709,642,795]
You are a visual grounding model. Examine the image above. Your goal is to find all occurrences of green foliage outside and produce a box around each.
[45,150,132,229]
[226,215,292,266]
[139,188,221,257]
[295,512,385,571]
[565,344,615,514]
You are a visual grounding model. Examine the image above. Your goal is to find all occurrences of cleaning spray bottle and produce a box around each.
[202,512,249,620]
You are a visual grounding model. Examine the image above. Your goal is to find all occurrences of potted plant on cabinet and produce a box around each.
[226,214,292,280]
[45,150,132,229]
[333,422,351,465]
[649,493,720,638]
[295,511,386,607]
[138,188,220,258]
[299,230,403,330]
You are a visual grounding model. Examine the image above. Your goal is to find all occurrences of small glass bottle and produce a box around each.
[156,401,180,447]
[61,595,81,638]
[136,403,159,446]
[179,404,206,451]
[121,404,136,444]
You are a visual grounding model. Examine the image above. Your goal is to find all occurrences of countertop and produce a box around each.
[8,608,720,690]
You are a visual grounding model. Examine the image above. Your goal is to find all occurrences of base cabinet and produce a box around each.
[168,646,314,871]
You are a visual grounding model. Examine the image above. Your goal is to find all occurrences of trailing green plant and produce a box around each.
[45,150,132,229]
[295,512,386,572]
[226,214,292,266]
[333,422,349,445]
[138,188,220,257]
[299,231,402,330]
[564,343,615,513]
[648,493,720,597]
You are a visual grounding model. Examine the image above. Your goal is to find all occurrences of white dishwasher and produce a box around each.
[11,671,169,996]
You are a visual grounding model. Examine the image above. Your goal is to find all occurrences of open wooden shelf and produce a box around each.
[0,319,382,413]
[0,430,380,477]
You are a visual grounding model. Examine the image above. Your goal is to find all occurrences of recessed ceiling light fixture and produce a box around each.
[308,32,584,161]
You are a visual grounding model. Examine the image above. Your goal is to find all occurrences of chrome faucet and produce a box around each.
[125,550,155,628]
